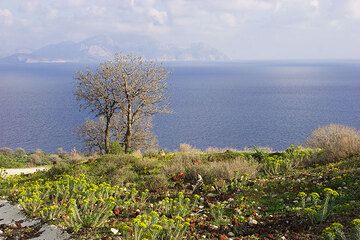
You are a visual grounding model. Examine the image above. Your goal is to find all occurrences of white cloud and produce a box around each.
[348,0,360,18]
[0,0,360,59]
[220,13,237,27]
[0,8,13,26]
[148,8,167,25]
[310,0,319,9]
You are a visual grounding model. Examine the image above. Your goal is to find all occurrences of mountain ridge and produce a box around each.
[0,35,229,63]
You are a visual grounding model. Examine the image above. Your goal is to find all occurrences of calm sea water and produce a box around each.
[0,61,360,152]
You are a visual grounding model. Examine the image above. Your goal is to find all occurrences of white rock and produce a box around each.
[249,218,258,225]
[111,228,119,235]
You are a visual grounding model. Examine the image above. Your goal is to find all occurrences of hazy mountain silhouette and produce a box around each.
[1,34,229,63]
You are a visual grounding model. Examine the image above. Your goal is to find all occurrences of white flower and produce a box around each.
[110,228,119,235]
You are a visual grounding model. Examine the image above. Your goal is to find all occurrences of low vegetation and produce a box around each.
[0,124,359,239]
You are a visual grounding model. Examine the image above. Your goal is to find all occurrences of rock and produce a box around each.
[209,224,219,230]
[110,228,119,235]
[0,200,70,240]
[206,193,217,198]
[219,234,228,240]
[248,218,258,225]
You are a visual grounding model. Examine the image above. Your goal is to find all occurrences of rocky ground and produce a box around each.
[0,200,70,240]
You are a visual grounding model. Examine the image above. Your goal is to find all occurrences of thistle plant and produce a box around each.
[297,188,339,224]
[352,219,360,240]
[322,219,360,240]
[121,212,190,240]
[322,223,346,240]
[297,192,307,208]
[14,175,127,232]
[209,202,230,227]
[157,192,200,217]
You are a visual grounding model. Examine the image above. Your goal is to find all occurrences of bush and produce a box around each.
[14,147,26,156]
[29,153,44,166]
[132,158,162,175]
[56,148,67,158]
[192,157,259,184]
[46,161,73,178]
[305,124,360,161]
[207,150,248,162]
[109,141,124,155]
[0,154,27,168]
[69,149,83,163]
[0,147,13,156]
[141,174,169,192]
[163,152,203,179]
[48,154,62,164]
[85,154,137,185]
[179,143,200,153]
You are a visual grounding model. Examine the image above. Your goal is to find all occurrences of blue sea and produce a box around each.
[0,61,360,152]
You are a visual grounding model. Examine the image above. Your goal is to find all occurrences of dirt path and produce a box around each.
[2,166,49,177]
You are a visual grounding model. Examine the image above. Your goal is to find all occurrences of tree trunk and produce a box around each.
[124,104,132,153]
[104,117,111,154]
[124,125,132,153]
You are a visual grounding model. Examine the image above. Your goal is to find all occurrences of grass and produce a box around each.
[0,145,359,239]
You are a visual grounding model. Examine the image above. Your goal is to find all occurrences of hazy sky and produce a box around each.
[1,0,360,60]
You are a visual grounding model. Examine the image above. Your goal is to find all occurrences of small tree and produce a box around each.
[75,65,120,153]
[75,54,170,154]
[77,117,106,153]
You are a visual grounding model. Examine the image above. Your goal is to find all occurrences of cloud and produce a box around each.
[310,0,319,9]
[0,0,360,59]
[348,0,360,18]
[220,13,237,27]
[0,8,13,26]
[148,8,168,25]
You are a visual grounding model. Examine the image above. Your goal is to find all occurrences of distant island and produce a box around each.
[0,34,229,64]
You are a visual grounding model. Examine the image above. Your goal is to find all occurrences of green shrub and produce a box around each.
[109,141,124,155]
[46,161,73,178]
[0,154,28,168]
[132,157,162,175]
[259,145,323,175]
[85,154,137,184]
[141,174,169,192]
[206,150,248,162]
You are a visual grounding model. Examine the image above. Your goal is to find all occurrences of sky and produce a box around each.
[0,0,360,60]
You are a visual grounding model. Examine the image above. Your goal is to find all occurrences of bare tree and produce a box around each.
[77,117,107,153]
[75,64,121,153]
[112,113,158,151]
[75,54,170,154]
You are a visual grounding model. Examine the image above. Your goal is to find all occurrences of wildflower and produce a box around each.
[151,224,163,230]
[324,188,339,198]
[310,192,320,199]
[330,222,343,230]
[352,219,360,226]
[297,192,307,198]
